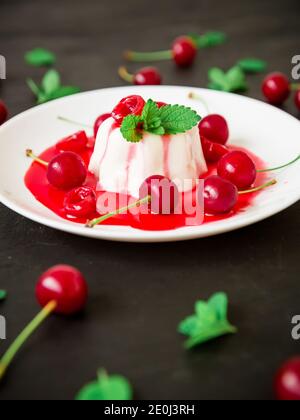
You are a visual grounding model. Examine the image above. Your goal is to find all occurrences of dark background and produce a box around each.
[0,0,299,401]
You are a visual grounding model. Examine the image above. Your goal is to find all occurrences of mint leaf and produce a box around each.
[190,31,227,49]
[178,292,237,349]
[48,86,80,100]
[208,68,230,91]
[25,48,56,67]
[208,66,248,92]
[42,70,61,95]
[142,99,160,130]
[120,115,143,143]
[76,370,132,401]
[237,58,267,74]
[158,104,201,134]
[0,290,7,301]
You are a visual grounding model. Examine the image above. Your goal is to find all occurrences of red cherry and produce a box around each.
[156,101,167,108]
[139,175,179,214]
[64,186,96,218]
[275,357,300,400]
[262,72,291,106]
[199,114,229,145]
[295,90,300,110]
[47,152,87,190]
[0,100,8,125]
[94,113,111,138]
[201,138,229,162]
[36,265,88,315]
[217,151,257,190]
[172,37,197,68]
[112,95,146,125]
[204,175,238,214]
[56,131,88,153]
[134,67,162,85]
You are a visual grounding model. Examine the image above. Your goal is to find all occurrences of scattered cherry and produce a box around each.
[56,130,88,153]
[199,114,229,145]
[36,265,88,315]
[204,175,238,214]
[139,175,179,214]
[64,186,97,218]
[217,151,257,190]
[119,66,162,85]
[262,72,290,106]
[0,100,8,126]
[172,36,197,68]
[26,149,87,190]
[275,357,300,400]
[201,138,229,162]
[94,113,111,138]
[294,90,300,111]
[112,95,146,125]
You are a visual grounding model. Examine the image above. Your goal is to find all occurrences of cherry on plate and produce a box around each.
[0,100,8,125]
[112,95,146,125]
[202,138,229,163]
[94,113,111,138]
[172,36,197,68]
[47,152,87,190]
[262,72,290,106]
[64,186,97,218]
[275,357,300,400]
[139,175,179,214]
[56,131,88,153]
[199,114,229,145]
[217,150,257,190]
[204,175,238,214]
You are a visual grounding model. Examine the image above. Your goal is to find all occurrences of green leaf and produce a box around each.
[42,70,61,95]
[142,99,160,130]
[208,292,228,321]
[48,86,80,100]
[178,315,202,337]
[191,31,227,49]
[184,321,237,349]
[120,115,143,143]
[25,48,56,67]
[0,290,7,301]
[76,370,133,401]
[158,104,201,134]
[237,58,267,74]
[195,301,217,325]
[226,66,248,92]
[208,67,230,91]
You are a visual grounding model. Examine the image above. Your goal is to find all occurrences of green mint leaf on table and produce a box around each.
[0,290,7,301]
[178,292,237,349]
[208,66,248,92]
[41,70,61,95]
[189,31,227,48]
[47,86,80,100]
[120,115,143,143]
[76,370,133,401]
[237,58,267,74]
[25,48,56,67]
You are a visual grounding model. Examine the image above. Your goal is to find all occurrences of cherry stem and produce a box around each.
[86,195,151,228]
[238,179,277,195]
[188,92,210,114]
[291,83,300,91]
[0,300,57,380]
[57,116,92,129]
[124,49,173,62]
[118,66,134,84]
[257,154,300,173]
[26,149,48,167]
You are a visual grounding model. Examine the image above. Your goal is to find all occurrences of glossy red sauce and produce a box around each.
[24,138,267,231]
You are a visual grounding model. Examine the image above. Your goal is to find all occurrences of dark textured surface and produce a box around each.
[0,0,299,401]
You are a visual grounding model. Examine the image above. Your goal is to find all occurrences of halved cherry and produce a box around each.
[112,95,146,125]
[201,138,229,162]
[64,186,97,218]
[56,131,88,153]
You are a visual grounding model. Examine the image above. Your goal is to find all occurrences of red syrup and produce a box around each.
[24,139,267,231]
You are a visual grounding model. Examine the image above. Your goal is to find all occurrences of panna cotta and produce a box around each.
[89,117,207,197]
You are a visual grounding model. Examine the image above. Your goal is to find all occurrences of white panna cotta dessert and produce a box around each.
[89,98,207,198]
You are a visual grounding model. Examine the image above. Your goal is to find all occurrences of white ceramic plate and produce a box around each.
[0,86,299,242]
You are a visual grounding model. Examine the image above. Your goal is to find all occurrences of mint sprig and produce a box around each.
[237,58,267,74]
[0,290,7,301]
[25,48,56,67]
[189,31,227,49]
[208,66,248,92]
[120,99,201,143]
[76,370,133,401]
[178,292,237,349]
[27,70,80,104]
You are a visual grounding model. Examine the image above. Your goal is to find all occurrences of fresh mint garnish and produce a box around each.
[76,370,133,401]
[178,292,237,349]
[237,58,267,74]
[189,31,227,49]
[120,99,201,143]
[27,70,80,104]
[0,290,7,301]
[208,66,248,92]
[25,48,56,67]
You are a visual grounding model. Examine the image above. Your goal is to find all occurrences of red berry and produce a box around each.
[217,151,257,190]
[64,186,96,218]
[156,101,167,108]
[204,175,238,214]
[134,67,162,85]
[139,175,179,214]
[47,152,87,190]
[0,100,8,125]
[275,357,300,400]
[36,265,88,315]
[56,131,88,153]
[172,37,197,68]
[262,72,290,106]
[199,114,229,145]
[201,138,229,162]
[112,95,146,125]
[94,113,111,138]
[295,90,300,110]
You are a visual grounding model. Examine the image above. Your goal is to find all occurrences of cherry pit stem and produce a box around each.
[86,195,151,228]
[26,149,48,167]
[188,92,210,114]
[257,154,300,173]
[124,49,173,62]
[238,179,277,195]
[291,83,300,91]
[0,300,57,380]
[57,116,92,129]
[118,66,135,84]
